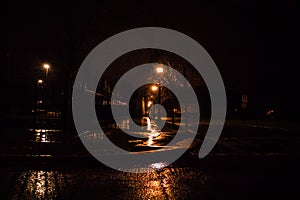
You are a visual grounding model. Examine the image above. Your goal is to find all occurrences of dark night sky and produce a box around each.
[1,1,299,119]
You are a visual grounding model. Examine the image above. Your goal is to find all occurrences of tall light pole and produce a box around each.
[43,63,50,78]
[42,63,50,133]
[150,83,162,121]
[42,63,50,107]
[154,65,164,105]
[152,65,164,121]
[150,84,161,103]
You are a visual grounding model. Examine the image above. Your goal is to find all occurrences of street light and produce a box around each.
[147,101,153,107]
[150,84,161,104]
[38,79,43,84]
[150,83,162,121]
[151,85,158,92]
[43,63,50,77]
[155,65,164,74]
[43,63,50,69]
[149,66,164,121]
[42,63,50,124]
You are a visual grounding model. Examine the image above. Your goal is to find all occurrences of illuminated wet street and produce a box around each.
[1,156,299,199]
[1,122,300,199]
[8,167,208,200]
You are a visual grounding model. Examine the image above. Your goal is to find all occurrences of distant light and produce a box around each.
[151,85,158,91]
[155,66,164,74]
[38,79,43,84]
[147,101,153,107]
[266,109,274,116]
[43,63,50,69]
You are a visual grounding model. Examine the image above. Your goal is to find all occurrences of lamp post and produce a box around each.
[152,65,164,104]
[150,84,161,104]
[41,63,50,135]
[150,83,162,121]
[34,79,44,132]
[43,63,50,78]
[150,65,164,121]
[42,63,50,109]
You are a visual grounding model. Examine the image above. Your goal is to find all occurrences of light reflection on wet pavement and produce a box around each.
[6,156,299,199]
[28,129,63,143]
[12,170,68,200]
[2,119,299,199]
[6,117,209,199]
[82,117,192,153]
[10,167,207,200]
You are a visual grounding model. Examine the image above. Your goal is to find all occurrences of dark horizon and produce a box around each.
[1,1,300,121]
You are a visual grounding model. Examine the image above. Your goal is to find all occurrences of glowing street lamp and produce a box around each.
[155,66,164,74]
[147,101,153,107]
[43,63,50,77]
[43,63,50,69]
[38,79,43,84]
[150,84,161,105]
[151,85,158,92]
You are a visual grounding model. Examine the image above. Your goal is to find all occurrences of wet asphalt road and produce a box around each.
[0,155,299,199]
[0,122,299,199]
